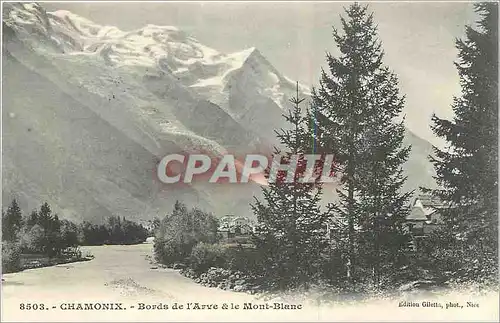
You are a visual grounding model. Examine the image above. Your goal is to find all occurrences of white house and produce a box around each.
[218,215,255,239]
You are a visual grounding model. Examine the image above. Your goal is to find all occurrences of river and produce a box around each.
[1,243,498,322]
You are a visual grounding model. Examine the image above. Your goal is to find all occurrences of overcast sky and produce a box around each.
[43,1,479,146]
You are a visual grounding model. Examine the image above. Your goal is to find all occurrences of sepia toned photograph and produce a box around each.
[1,1,498,322]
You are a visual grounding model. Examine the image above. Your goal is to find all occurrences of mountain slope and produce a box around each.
[2,48,211,223]
[2,3,436,222]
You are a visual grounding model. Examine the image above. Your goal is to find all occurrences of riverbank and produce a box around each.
[145,253,261,295]
[17,252,95,272]
[2,244,498,322]
[150,254,500,310]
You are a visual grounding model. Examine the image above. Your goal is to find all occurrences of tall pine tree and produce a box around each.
[428,3,498,280]
[311,3,411,284]
[252,82,332,290]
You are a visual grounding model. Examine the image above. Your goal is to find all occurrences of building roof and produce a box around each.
[412,194,448,209]
[407,194,448,222]
[407,206,429,221]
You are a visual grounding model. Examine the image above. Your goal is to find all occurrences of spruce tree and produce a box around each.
[311,3,411,284]
[428,3,498,280]
[252,82,332,290]
[2,199,23,242]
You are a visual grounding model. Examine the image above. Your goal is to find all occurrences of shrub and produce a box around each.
[154,201,219,266]
[408,229,499,284]
[224,245,262,275]
[2,241,21,273]
[154,238,187,266]
[189,242,226,273]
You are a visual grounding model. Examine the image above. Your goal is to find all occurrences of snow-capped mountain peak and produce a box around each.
[6,3,311,108]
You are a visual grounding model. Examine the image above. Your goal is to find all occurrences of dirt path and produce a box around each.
[1,243,498,322]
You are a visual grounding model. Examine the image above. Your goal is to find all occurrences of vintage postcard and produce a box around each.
[1,1,499,322]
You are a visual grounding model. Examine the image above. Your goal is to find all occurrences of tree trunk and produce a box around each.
[347,162,355,284]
